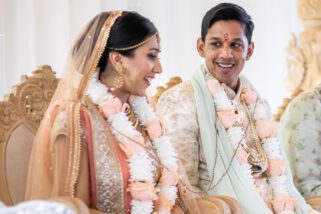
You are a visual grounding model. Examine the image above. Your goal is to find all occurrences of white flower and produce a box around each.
[213,90,234,111]
[262,137,283,159]
[158,184,178,205]
[87,76,112,104]
[241,163,254,185]
[128,153,155,182]
[130,96,156,124]
[249,102,268,120]
[269,175,289,195]
[153,136,178,170]
[131,200,154,214]
[109,112,141,138]
[227,127,244,148]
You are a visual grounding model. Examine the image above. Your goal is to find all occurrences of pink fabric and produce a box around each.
[255,119,276,139]
[118,136,146,157]
[206,79,221,95]
[268,159,286,176]
[80,107,97,208]
[253,178,273,209]
[272,196,296,213]
[217,110,240,128]
[145,119,162,140]
[127,182,159,201]
[155,195,172,213]
[240,85,257,104]
[235,148,249,165]
[159,168,178,185]
[98,97,122,118]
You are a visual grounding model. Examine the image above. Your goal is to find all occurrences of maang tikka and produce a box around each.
[111,65,126,91]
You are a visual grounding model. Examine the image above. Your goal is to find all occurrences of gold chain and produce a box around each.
[242,101,267,167]
[107,33,159,51]
[122,103,139,128]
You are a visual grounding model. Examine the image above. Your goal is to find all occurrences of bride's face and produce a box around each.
[121,35,162,96]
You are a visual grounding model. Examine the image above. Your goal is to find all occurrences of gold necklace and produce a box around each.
[122,102,139,128]
[242,102,267,167]
[114,103,162,165]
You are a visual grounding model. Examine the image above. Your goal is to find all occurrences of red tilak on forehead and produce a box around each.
[223,33,229,42]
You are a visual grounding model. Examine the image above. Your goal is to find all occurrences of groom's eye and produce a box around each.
[211,41,222,48]
[231,42,242,50]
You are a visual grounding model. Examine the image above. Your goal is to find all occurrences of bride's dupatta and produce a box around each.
[25,11,132,213]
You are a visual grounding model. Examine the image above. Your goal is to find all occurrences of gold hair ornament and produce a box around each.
[108,33,159,51]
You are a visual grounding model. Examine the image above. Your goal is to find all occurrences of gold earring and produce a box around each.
[111,65,126,91]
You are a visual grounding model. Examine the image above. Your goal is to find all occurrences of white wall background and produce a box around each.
[0,0,302,113]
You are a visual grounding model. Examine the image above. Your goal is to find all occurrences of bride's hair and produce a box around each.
[98,11,157,74]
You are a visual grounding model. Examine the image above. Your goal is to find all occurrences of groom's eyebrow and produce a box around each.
[209,37,221,41]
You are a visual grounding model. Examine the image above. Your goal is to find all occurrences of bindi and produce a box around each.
[223,33,229,42]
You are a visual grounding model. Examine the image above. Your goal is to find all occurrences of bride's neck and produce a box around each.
[112,89,130,104]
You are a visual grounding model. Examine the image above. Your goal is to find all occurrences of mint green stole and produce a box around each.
[191,65,308,214]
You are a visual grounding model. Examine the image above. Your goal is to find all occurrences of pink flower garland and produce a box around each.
[206,78,295,214]
[87,76,178,214]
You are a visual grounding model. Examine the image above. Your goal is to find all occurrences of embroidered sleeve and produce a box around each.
[280,90,321,196]
[156,81,200,186]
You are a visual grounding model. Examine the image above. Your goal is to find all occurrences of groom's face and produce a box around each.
[197,20,254,89]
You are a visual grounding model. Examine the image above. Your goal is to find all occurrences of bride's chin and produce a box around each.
[130,89,146,97]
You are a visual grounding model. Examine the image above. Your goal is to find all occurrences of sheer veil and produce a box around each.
[25,11,122,209]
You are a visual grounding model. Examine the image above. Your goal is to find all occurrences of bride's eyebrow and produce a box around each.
[149,48,161,52]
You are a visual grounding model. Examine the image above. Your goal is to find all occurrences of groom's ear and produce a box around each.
[197,37,205,57]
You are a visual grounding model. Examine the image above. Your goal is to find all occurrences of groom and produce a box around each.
[157,3,312,213]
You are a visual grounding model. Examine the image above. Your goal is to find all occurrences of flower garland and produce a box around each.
[206,77,295,214]
[87,74,178,214]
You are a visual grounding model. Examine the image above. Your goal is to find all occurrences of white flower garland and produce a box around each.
[87,75,178,214]
[207,77,295,213]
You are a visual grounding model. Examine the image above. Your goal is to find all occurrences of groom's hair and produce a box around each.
[201,3,254,44]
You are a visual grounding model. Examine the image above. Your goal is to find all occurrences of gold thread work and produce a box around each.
[70,11,123,197]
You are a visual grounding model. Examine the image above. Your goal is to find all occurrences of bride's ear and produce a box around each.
[108,51,123,69]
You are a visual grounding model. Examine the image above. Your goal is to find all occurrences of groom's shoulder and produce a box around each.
[158,80,195,104]
[156,80,197,116]
[157,80,195,109]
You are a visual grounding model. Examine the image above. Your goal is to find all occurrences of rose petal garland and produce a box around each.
[87,75,178,214]
[206,78,295,214]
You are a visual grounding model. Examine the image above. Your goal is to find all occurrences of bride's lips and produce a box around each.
[143,76,154,86]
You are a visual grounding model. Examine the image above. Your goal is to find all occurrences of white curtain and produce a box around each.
[0,0,301,112]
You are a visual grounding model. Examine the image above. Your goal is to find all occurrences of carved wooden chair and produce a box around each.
[153,76,183,104]
[0,65,59,205]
